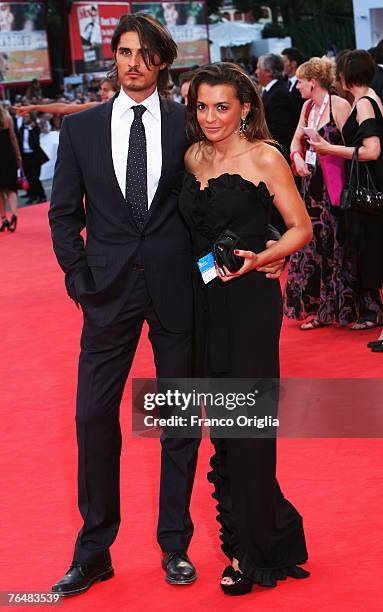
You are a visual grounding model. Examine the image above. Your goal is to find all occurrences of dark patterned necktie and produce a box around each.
[126,105,147,229]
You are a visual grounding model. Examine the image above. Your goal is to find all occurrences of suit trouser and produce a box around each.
[73,270,200,565]
[22,153,46,199]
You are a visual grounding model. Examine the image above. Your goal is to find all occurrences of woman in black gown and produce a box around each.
[178,63,312,595]
[0,104,21,232]
[310,50,383,339]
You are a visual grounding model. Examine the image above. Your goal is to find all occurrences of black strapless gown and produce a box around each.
[179,172,309,586]
[342,96,383,290]
[0,128,18,191]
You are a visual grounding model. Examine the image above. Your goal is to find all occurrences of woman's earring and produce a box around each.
[238,116,247,138]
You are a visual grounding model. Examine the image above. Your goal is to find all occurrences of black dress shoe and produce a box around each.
[368,340,383,349]
[162,551,197,585]
[51,562,114,596]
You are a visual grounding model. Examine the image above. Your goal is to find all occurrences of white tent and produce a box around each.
[208,21,263,62]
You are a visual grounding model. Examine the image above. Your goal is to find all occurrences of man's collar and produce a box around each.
[263,78,278,92]
[113,87,161,120]
[289,75,298,88]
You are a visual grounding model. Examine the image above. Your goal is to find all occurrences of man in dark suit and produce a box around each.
[49,13,199,595]
[18,112,48,203]
[281,47,305,127]
[256,53,295,162]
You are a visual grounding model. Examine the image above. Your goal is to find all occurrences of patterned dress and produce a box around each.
[284,100,359,325]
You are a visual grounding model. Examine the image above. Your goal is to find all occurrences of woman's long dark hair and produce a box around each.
[107,13,178,95]
[186,62,273,143]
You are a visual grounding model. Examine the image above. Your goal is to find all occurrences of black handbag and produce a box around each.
[341,148,383,217]
[213,225,282,274]
[213,229,248,273]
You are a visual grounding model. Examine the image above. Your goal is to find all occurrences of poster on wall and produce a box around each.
[131,2,209,68]
[0,2,51,84]
[70,1,130,74]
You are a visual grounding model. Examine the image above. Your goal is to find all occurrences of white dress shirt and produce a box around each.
[111,87,162,208]
[263,78,278,93]
[23,126,33,153]
[288,75,298,92]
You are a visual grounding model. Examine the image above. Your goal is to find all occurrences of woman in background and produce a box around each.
[285,56,360,329]
[0,103,21,232]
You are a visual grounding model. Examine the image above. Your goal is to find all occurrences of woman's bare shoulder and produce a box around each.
[332,94,351,112]
[250,140,287,168]
[184,140,211,172]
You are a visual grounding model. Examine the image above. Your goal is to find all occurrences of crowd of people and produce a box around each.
[2,41,383,352]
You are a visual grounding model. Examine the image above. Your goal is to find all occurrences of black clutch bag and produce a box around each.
[213,229,247,273]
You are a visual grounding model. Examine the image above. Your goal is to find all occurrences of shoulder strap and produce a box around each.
[329,94,334,122]
[304,101,313,125]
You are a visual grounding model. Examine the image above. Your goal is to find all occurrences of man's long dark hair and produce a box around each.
[107,13,177,95]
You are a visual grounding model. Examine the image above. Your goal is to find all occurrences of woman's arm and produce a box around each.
[309,97,381,161]
[290,99,309,154]
[14,101,99,116]
[290,100,311,177]
[6,112,22,167]
[252,147,312,266]
[218,147,312,281]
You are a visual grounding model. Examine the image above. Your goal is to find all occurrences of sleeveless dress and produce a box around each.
[342,95,383,299]
[179,172,309,586]
[284,96,359,325]
[0,127,18,191]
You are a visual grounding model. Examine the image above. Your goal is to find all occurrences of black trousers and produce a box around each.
[22,153,46,199]
[73,270,200,565]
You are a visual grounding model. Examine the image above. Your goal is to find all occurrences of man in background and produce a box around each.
[256,53,294,161]
[281,46,305,127]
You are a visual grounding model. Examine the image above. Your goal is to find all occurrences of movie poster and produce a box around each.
[0,2,51,84]
[131,2,209,67]
[70,1,130,74]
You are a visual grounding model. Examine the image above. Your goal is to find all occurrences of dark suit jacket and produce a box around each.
[262,79,295,160]
[49,95,193,331]
[18,124,49,165]
[371,66,383,102]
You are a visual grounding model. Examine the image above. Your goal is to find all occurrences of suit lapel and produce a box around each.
[144,96,175,224]
[100,94,131,204]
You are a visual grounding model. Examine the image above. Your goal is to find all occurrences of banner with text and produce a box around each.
[0,2,51,84]
[70,1,130,74]
[131,2,209,68]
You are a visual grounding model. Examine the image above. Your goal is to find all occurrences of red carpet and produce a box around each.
[1,203,383,611]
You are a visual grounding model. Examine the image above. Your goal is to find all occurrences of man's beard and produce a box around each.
[124,79,154,92]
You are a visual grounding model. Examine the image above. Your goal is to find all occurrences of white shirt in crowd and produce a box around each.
[23,125,33,153]
[263,78,278,93]
[111,87,162,208]
[288,75,298,91]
